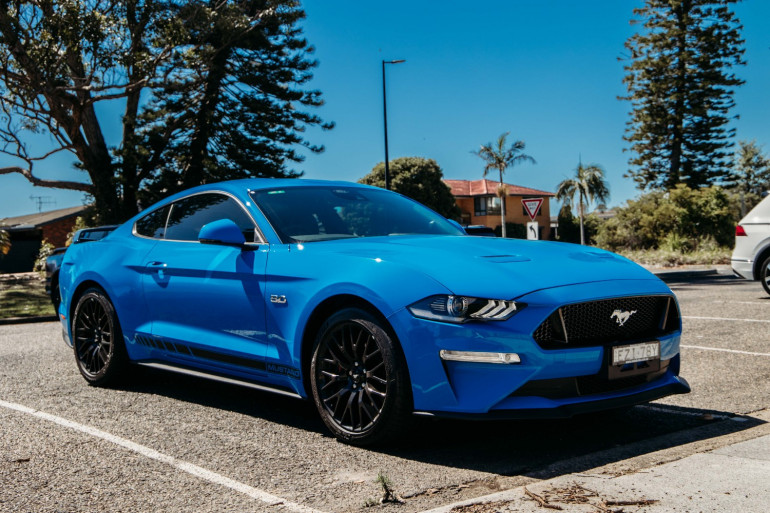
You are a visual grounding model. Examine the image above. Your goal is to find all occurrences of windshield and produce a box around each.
[250,186,464,243]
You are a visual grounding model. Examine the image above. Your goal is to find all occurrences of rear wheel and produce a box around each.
[72,288,127,386]
[761,256,770,296]
[310,308,411,445]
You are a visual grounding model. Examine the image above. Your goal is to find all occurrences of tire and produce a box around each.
[761,256,770,297]
[72,287,128,386]
[310,308,412,446]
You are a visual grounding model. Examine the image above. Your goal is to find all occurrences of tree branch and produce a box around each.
[0,166,93,192]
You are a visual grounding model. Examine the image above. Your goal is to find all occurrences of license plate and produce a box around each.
[612,341,660,366]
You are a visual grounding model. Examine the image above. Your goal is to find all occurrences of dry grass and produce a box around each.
[616,247,731,268]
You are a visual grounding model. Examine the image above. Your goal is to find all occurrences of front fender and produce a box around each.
[263,244,452,393]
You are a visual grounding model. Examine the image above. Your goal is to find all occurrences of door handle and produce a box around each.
[147,261,168,279]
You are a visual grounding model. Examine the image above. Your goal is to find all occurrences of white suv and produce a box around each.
[732,194,770,296]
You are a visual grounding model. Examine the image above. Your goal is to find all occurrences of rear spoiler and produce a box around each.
[72,225,119,244]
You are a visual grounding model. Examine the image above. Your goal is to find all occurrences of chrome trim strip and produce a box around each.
[135,362,303,399]
[660,297,671,330]
[558,308,569,343]
[439,350,521,364]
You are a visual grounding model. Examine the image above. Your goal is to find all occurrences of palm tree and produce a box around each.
[0,229,9,256]
[473,133,535,237]
[555,162,610,245]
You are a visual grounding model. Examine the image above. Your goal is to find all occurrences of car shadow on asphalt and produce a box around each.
[392,404,765,479]
[115,366,764,479]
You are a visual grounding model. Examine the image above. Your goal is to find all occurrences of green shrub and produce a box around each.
[494,222,527,239]
[595,185,733,251]
[66,216,90,246]
[0,229,9,256]
[556,205,603,244]
[34,240,55,277]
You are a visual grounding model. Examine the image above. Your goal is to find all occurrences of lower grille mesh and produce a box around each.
[511,360,670,399]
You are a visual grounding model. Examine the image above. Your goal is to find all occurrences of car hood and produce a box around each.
[304,236,657,299]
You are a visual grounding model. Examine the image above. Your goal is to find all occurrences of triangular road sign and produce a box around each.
[522,198,544,221]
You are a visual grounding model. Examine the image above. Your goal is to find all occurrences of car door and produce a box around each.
[142,192,269,374]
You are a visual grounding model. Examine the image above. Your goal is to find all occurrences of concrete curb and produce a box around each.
[0,315,58,326]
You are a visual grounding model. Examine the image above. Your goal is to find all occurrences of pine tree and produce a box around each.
[137,0,332,205]
[622,0,745,190]
[728,140,770,196]
[0,0,331,222]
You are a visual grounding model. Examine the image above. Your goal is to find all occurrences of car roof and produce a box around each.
[180,178,375,198]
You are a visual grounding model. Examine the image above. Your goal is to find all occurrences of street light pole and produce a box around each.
[382,59,405,190]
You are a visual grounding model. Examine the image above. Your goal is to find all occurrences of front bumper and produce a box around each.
[388,279,687,415]
[417,376,690,419]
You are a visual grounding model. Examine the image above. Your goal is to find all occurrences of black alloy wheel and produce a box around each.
[762,256,770,296]
[72,288,127,386]
[310,308,411,445]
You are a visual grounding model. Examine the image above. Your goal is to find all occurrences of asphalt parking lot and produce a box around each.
[1,273,769,512]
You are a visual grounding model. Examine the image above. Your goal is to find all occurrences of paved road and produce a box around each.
[1,275,768,512]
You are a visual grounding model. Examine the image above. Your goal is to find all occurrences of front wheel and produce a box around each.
[761,256,770,297]
[310,308,412,446]
[72,288,127,386]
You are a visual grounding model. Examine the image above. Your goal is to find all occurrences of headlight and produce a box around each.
[408,295,525,323]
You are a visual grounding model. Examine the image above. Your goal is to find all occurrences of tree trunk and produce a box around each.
[579,191,585,245]
[182,40,232,189]
[669,1,690,188]
[499,168,507,238]
[119,0,145,219]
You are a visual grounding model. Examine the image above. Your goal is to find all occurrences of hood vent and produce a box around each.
[478,254,531,263]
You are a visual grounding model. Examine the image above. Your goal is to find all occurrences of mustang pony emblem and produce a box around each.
[610,309,637,327]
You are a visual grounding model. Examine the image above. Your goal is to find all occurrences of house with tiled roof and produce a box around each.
[0,205,88,273]
[444,179,555,239]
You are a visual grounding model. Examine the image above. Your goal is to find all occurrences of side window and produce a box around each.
[134,205,170,239]
[164,193,256,242]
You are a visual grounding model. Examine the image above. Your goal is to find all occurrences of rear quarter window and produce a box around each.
[134,205,170,238]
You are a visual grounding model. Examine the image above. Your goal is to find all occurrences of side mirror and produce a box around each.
[199,219,248,248]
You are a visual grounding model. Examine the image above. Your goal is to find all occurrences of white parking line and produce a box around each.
[681,344,770,357]
[683,315,770,323]
[0,399,324,513]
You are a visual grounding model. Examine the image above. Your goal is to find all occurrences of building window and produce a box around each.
[474,196,501,216]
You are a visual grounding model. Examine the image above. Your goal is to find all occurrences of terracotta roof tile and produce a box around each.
[444,179,554,197]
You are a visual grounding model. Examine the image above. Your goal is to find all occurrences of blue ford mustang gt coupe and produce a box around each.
[59,179,689,445]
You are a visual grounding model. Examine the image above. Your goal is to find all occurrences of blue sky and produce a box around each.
[1,0,768,219]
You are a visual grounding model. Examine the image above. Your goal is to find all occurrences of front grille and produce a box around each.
[532,295,679,349]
